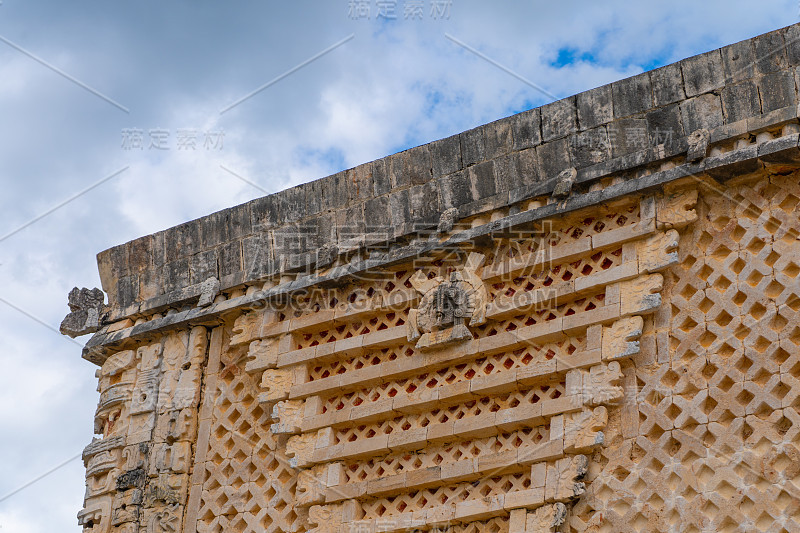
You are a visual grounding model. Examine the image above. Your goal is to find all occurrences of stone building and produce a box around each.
[63,22,800,533]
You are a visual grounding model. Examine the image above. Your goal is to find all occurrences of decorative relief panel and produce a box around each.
[78,327,208,533]
[223,193,687,532]
[85,178,800,532]
[407,252,488,350]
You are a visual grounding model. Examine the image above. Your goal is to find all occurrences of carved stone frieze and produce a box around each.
[407,252,488,350]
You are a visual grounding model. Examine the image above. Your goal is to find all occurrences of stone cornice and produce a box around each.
[82,111,800,363]
[83,23,800,322]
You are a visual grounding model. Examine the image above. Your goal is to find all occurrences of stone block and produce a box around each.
[511,107,542,150]
[721,39,756,83]
[541,96,578,141]
[201,206,252,248]
[460,126,486,167]
[242,232,274,281]
[612,72,653,118]
[607,119,648,158]
[336,203,365,244]
[162,260,188,294]
[372,157,391,195]
[406,144,433,185]
[430,134,462,178]
[680,93,724,132]
[437,170,473,210]
[250,192,282,231]
[217,240,242,279]
[681,49,725,96]
[570,126,610,168]
[493,153,523,193]
[164,219,202,264]
[577,84,614,131]
[515,147,541,185]
[759,69,797,113]
[646,104,684,147]
[650,63,685,106]
[536,137,572,179]
[722,80,761,123]
[484,117,514,158]
[363,196,391,234]
[785,24,800,66]
[468,160,497,200]
[753,28,788,74]
[189,249,218,285]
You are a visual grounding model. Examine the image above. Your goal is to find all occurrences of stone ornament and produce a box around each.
[656,188,698,229]
[407,252,488,350]
[271,400,304,435]
[260,368,294,403]
[526,503,567,532]
[637,229,679,273]
[601,317,643,361]
[565,407,608,452]
[196,276,220,307]
[60,287,105,338]
[287,433,317,469]
[545,455,588,502]
[296,466,328,507]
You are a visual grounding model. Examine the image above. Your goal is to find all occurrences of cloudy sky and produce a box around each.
[0,1,796,530]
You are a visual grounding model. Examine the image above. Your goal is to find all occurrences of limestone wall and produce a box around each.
[68,22,800,533]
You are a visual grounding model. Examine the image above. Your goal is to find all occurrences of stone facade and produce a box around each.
[66,24,800,533]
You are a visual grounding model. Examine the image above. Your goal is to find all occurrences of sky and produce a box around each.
[0,1,796,531]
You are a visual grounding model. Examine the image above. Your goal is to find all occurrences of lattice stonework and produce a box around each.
[190,328,302,533]
[223,189,688,533]
[77,171,800,533]
[566,174,800,533]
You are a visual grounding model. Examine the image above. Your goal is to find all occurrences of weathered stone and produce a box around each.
[681,49,725,96]
[753,29,788,74]
[430,135,462,178]
[612,72,653,118]
[686,128,710,163]
[541,96,578,141]
[721,39,756,83]
[536,137,572,179]
[67,24,800,533]
[721,80,761,123]
[196,277,219,307]
[758,69,797,113]
[511,107,542,150]
[60,287,105,338]
[551,168,577,199]
[607,119,649,158]
[468,161,497,201]
[570,126,610,168]
[681,94,723,132]
[484,118,514,158]
[577,84,613,130]
[460,126,486,167]
[650,63,686,106]
[437,170,474,210]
